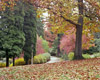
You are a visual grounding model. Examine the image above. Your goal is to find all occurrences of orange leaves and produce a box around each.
[0,1,7,11]
[37,0,100,39]
[0,58,100,79]
[44,30,56,47]
[60,28,94,53]
[0,0,40,11]
[37,0,79,32]
[0,0,18,11]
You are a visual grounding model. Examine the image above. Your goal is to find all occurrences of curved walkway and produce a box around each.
[47,56,63,63]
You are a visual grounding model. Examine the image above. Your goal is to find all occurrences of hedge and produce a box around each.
[9,53,51,67]
[0,62,6,68]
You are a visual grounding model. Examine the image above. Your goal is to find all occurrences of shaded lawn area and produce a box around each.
[0,58,100,80]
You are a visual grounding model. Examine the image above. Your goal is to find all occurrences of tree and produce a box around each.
[37,0,100,59]
[0,1,25,67]
[36,18,44,37]
[0,0,38,65]
[44,30,56,48]
[1,0,100,60]
[60,28,94,54]
[0,0,39,11]
[74,0,84,59]
[11,1,25,66]
[23,2,37,64]
[56,34,63,56]
[44,23,63,56]
[36,36,45,55]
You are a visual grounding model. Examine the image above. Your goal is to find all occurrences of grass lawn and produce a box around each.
[0,58,100,80]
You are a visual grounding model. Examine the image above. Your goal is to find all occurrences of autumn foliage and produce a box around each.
[0,58,100,79]
[0,0,18,11]
[44,30,56,48]
[36,36,45,55]
[60,28,94,54]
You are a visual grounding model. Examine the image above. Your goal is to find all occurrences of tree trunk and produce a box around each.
[74,0,84,60]
[57,34,63,56]
[13,56,15,66]
[74,25,84,59]
[6,50,9,67]
[25,59,28,65]
[31,44,33,64]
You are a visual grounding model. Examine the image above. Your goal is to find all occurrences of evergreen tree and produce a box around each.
[0,1,25,67]
[36,18,44,37]
[11,0,25,66]
[23,2,37,64]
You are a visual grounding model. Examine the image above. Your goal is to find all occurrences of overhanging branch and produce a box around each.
[36,5,79,26]
[60,15,79,26]
[47,8,79,26]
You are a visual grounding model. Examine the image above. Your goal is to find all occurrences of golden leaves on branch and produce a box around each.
[83,17,100,35]
[0,0,18,11]
[85,0,100,16]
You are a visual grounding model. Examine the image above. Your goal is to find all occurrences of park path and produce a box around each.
[47,56,63,63]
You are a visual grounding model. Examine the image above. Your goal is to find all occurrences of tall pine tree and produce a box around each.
[0,1,25,67]
[23,2,37,64]
[11,1,25,66]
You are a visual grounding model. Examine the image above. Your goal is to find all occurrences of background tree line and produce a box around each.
[0,0,43,67]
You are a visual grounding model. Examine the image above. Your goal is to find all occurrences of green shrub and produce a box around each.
[93,53,100,58]
[82,53,100,59]
[42,53,50,60]
[15,58,25,66]
[48,37,59,56]
[82,54,91,59]
[90,55,95,58]
[94,39,100,52]
[33,56,40,64]
[0,62,6,68]
[82,47,98,55]
[83,39,100,55]
[33,55,46,64]
[59,50,68,60]
[48,48,57,56]
[62,52,100,60]
[61,53,68,60]
[68,52,74,60]
[33,53,50,64]
[40,36,49,52]
[10,58,25,66]
[68,52,96,60]
[10,53,51,66]
[9,63,13,67]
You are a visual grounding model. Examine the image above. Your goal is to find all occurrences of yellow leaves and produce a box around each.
[0,0,17,11]
[50,18,75,34]
[38,0,100,38]
[93,28,100,33]
[51,26,63,34]
[0,1,7,11]
[36,9,43,18]
[83,16,100,36]
[37,15,40,18]
[36,8,49,18]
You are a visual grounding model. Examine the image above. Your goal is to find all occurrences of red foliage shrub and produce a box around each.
[36,36,45,55]
[44,30,56,47]
[60,28,94,54]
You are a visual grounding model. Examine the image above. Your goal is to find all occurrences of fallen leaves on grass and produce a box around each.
[0,58,100,80]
